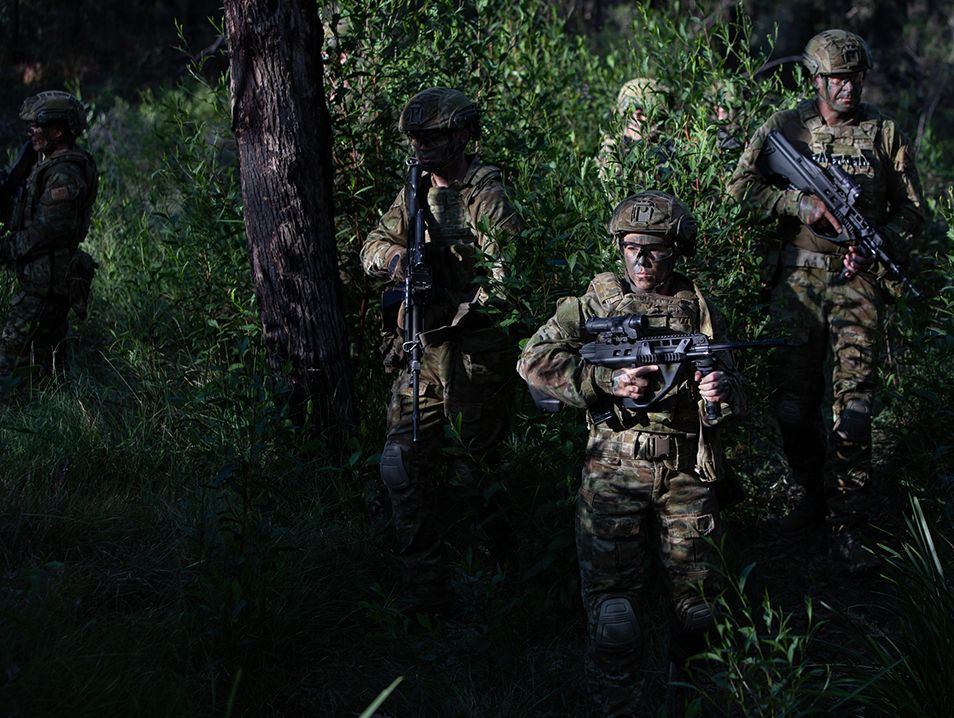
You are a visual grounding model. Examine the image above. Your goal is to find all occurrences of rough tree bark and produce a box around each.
[223,0,354,430]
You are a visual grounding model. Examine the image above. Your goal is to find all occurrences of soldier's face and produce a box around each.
[408,129,469,173]
[27,123,63,155]
[621,233,676,292]
[623,108,647,141]
[815,72,864,113]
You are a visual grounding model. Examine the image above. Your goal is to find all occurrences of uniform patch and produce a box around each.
[630,201,656,225]
[50,187,70,201]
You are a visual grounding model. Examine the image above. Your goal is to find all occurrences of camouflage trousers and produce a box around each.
[577,429,720,717]
[0,290,70,376]
[379,331,515,610]
[769,262,883,526]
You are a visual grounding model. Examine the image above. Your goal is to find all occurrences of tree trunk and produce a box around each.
[223,0,354,431]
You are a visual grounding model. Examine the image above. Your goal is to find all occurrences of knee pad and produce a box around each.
[594,597,639,652]
[834,399,871,444]
[776,397,812,429]
[380,442,410,491]
[675,596,715,634]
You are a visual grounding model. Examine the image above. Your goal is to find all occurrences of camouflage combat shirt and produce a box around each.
[12,148,98,262]
[727,99,925,262]
[360,155,522,332]
[518,271,746,436]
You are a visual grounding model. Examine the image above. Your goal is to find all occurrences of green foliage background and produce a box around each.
[1,1,953,716]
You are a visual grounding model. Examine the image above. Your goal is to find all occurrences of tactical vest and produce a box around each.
[14,149,99,253]
[587,271,726,481]
[782,100,888,253]
[421,162,501,299]
[588,271,709,434]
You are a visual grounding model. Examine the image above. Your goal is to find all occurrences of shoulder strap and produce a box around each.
[797,99,825,132]
[692,282,716,338]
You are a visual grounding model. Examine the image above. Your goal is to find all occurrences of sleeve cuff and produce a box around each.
[777,190,804,218]
[581,365,615,406]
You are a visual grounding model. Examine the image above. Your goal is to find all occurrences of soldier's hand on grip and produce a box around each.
[841,245,873,279]
[695,369,731,403]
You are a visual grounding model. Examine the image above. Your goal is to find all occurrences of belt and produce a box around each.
[634,431,696,460]
[782,247,845,272]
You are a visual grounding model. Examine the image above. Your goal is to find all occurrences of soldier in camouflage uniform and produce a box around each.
[360,88,523,614]
[727,30,925,567]
[0,91,99,376]
[518,192,745,717]
[596,78,674,189]
[707,78,743,152]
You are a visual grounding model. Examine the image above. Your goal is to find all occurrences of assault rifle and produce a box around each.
[531,314,785,423]
[0,141,37,231]
[402,158,432,443]
[755,128,922,299]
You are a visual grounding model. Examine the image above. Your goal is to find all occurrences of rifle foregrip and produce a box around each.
[695,357,722,421]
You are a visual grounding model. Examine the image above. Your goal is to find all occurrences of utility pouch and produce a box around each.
[695,418,724,484]
[380,287,405,370]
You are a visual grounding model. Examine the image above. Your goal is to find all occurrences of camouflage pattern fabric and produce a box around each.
[361,155,521,312]
[577,442,717,716]
[770,264,882,524]
[728,98,925,526]
[518,271,744,716]
[596,78,674,189]
[0,292,70,375]
[362,155,522,609]
[0,148,98,375]
[382,331,516,607]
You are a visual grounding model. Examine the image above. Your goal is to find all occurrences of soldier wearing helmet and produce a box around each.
[596,77,675,189]
[518,191,746,716]
[0,90,99,376]
[360,87,523,616]
[728,30,925,570]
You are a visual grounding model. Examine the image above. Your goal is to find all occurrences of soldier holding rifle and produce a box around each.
[360,87,522,616]
[728,30,926,569]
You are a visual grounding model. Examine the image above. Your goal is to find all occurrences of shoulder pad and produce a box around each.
[795,99,820,124]
[587,272,626,309]
[468,161,502,188]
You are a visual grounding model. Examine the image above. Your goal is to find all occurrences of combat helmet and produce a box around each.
[803,30,872,76]
[608,190,697,258]
[399,87,480,136]
[19,91,87,136]
[615,77,669,116]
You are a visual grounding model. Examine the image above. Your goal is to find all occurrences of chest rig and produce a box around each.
[589,272,704,433]
[14,150,98,252]
[798,100,888,223]
[421,163,499,298]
